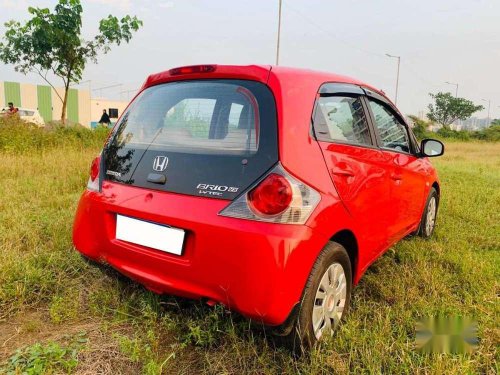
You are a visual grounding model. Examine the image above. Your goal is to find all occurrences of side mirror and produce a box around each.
[421,139,444,157]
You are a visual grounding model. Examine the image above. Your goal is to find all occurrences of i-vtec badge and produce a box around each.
[197,183,239,196]
[106,170,121,177]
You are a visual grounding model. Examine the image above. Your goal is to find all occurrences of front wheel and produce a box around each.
[278,242,352,354]
[418,187,439,238]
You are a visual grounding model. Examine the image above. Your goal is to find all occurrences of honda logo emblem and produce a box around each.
[152,156,169,172]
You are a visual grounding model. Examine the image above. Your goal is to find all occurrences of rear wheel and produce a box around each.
[418,187,439,238]
[278,242,352,354]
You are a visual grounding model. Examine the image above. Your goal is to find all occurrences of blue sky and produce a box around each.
[1,0,499,118]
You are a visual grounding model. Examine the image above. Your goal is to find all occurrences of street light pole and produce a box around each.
[386,53,401,105]
[276,0,282,66]
[445,81,459,97]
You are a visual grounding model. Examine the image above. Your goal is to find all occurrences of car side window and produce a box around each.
[368,99,410,153]
[313,96,372,146]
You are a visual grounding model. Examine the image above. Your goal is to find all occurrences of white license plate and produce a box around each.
[116,215,185,255]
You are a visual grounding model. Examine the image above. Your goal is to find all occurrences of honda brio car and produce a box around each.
[73,64,444,351]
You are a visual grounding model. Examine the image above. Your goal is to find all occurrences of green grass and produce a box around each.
[0,123,498,374]
[4,334,87,374]
[0,117,110,154]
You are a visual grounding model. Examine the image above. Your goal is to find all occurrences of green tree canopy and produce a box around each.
[407,115,431,140]
[427,92,484,129]
[0,0,142,123]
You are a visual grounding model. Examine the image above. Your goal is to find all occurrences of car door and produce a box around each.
[312,84,395,261]
[365,96,428,240]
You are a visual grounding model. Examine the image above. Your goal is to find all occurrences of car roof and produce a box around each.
[270,65,383,93]
[141,64,388,100]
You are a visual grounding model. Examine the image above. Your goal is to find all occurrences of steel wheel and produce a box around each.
[312,262,347,339]
[275,242,352,353]
[425,196,437,236]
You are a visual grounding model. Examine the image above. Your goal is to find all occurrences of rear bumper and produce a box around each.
[73,182,330,325]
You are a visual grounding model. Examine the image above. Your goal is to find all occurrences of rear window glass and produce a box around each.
[313,96,372,146]
[113,81,261,155]
[104,79,277,199]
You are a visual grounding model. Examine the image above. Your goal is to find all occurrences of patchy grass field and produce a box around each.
[0,128,498,374]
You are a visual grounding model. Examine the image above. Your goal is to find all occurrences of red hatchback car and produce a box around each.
[73,64,444,350]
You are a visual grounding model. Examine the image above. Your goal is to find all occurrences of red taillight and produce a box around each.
[169,65,217,75]
[219,164,321,224]
[90,156,100,181]
[248,173,292,216]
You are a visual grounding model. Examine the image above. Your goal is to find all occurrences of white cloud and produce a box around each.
[159,1,174,9]
[88,0,174,12]
[1,0,29,11]
[87,0,132,11]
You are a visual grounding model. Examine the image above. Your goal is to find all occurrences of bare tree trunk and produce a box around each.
[60,83,70,125]
[60,67,75,125]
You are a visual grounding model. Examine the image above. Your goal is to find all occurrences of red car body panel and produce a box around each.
[74,181,342,325]
[73,65,440,326]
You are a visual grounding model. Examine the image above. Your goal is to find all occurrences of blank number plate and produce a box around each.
[116,215,185,255]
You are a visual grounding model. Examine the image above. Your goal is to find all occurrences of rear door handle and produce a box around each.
[390,173,403,181]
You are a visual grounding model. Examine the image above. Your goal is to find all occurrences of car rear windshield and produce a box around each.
[113,80,262,155]
[103,79,278,200]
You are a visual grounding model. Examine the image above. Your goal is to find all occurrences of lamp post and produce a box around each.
[276,0,283,65]
[482,99,491,125]
[445,81,459,97]
[386,53,401,105]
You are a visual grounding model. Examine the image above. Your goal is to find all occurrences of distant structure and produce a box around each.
[408,111,491,132]
[454,117,491,131]
[0,80,129,127]
[90,98,129,128]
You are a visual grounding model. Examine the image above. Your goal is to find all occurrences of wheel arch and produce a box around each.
[273,228,359,337]
[431,181,440,200]
[330,229,359,284]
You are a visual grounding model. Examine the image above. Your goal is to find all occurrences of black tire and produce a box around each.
[276,241,352,355]
[417,187,439,238]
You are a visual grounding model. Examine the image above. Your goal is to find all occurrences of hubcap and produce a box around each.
[312,262,347,340]
[425,197,437,236]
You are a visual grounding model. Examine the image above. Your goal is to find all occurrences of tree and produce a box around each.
[0,0,142,123]
[491,119,500,126]
[407,115,431,140]
[427,92,483,129]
